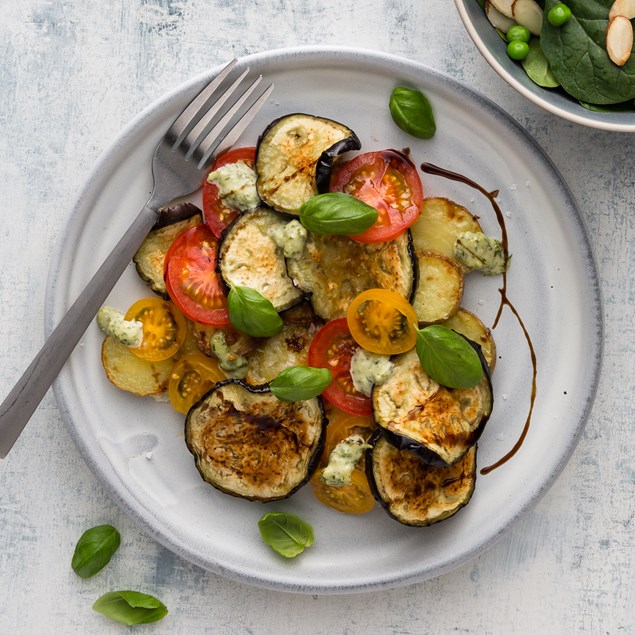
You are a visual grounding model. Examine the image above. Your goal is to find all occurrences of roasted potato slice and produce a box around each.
[442,308,497,371]
[412,250,464,324]
[101,335,174,396]
[409,197,482,271]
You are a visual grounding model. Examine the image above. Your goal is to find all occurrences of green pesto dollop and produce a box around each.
[268,220,308,259]
[321,434,370,486]
[96,306,143,347]
[349,348,394,397]
[453,231,510,275]
[206,161,260,211]
[210,331,248,379]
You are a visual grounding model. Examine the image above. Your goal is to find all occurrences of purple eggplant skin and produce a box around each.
[405,229,419,306]
[315,132,362,193]
[153,201,201,229]
[184,379,327,502]
[371,337,493,468]
[365,431,478,527]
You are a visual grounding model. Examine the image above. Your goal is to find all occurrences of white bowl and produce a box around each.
[454,0,635,131]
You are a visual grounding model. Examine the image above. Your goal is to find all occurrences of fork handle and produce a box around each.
[0,204,158,458]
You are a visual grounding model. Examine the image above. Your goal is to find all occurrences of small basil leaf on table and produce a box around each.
[92,590,168,625]
[71,524,121,578]
[415,325,483,389]
[258,511,314,558]
[269,366,332,402]
[228,285,284,337]
[299,192,378,235]
[389,87,436,139]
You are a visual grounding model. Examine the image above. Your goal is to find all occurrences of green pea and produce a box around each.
[507,41,530,61]
[547,3,571,26]
[506,25,530,43]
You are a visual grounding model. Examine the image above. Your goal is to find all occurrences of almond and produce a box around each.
[609,0,635,20]
[485,0,516,33]
[489,0,515,19]
[606,15,634,66]
[511,0,543,36]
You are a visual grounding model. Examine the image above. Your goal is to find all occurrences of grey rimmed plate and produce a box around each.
[46,46,602,594]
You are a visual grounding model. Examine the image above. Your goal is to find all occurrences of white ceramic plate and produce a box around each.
[46,47,602,593]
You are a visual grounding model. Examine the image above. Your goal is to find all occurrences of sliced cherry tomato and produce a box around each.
[168,352,226,414]
[347,288,418,355]
[124,297,187,362]
[330,149,423,243]
[308,318,371,416]
[310,468,375,515]
[164,224,231,326]
[202,146,257,238]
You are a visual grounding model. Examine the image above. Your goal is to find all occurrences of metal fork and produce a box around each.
[0,59,273,458]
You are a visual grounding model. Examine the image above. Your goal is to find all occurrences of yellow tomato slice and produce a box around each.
[168,352,226,414]
[346,288,417,355]
[125,298,187,362]
[310,468,375,515]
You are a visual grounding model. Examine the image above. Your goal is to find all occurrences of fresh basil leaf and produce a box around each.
[521,39,560,88]
[258,511,314,558]
[389,86,436,139]
[93,590,168,626]
[541,0,635,104]
[415,325,483,389]
[299,192,378,236]
[228,285,284,337]
[269,366,332,402]
[71,524,121,579]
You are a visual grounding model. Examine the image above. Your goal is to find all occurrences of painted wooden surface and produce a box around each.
[0,1,632,633]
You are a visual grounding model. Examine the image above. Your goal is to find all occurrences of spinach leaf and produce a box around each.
[415,325,483,389]
[258,511,314,558]
[71,525,121,578]
[93,590,168,625]
[521,39,560,88]
[228,285,284,338]
[540,0,635,104]
[299,192,378,236]
[269,366,332,402]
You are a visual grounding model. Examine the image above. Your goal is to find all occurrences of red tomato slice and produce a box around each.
[202,146,257,238]
[164,224,231,326]
[308,317,372,416]
[330,149,423,243]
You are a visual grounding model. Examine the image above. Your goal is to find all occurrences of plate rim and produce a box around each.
[45,45,604,593]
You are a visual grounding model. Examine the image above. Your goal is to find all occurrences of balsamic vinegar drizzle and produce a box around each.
[420,163,538,475]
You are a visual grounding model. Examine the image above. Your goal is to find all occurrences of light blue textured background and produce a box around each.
[0,1,633,633]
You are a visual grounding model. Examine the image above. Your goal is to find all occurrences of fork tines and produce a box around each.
[169,59,273,170]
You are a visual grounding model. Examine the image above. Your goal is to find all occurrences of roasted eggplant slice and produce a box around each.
[287,230,416,321]
[218,208,305,312]
[441,308,497,371]
[367,435,477,526]
[245,311,323,385]
[372,347,492,466]
[133,211,202,297]
[185,380,326,501]
[255,114,361,214]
